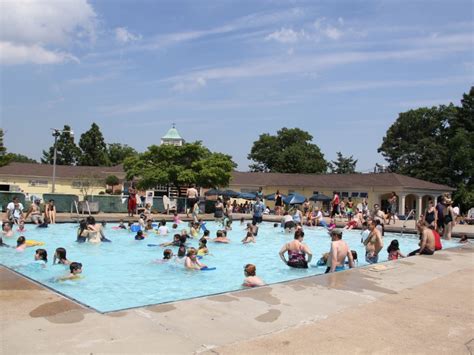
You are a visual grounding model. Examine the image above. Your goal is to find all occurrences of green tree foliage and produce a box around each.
[248,127,327,173]
[107,143,137,166]
[41,125,80,165]
[0,129,37,166]
[105,174,120,189]
[78,123,109,166]
[378,87,474,211]
[123,141,236,189]
[329,152,358,174]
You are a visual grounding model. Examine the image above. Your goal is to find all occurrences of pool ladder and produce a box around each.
[400,209,415,237]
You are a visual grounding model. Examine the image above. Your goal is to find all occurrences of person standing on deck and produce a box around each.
[253,197,265,224]
[127,183,137,217]
[186,184,199,217]
[330,191,340,218]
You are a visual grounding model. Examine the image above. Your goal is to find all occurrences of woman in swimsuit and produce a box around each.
[279,230,313,268]
[275,190,283,216]
[386,192,398,225]
[45,200,56,224]
[128,184,137,217]
[214,198,224,224]
[423,200,437,228]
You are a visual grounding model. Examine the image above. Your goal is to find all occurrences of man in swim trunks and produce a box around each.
[25,199,44,224]
[409,221,436,256]
[186,184,199,217]
[253,197,265,224]
[326,229,355,273]
[363,220,383,264]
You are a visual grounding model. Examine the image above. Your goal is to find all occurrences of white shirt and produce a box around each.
[283,215,293,223]
[158,226,169,235]
[453,206,460,216]
[7,202,24,219]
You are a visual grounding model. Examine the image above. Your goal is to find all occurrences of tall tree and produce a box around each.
[5,153,37,163]
[41,125,80,165]
[78,123,109,166]
[107,143,138,166]
[123,141,236,189]
[248,127,327,173]
[378,87,473,211]
[329,152,358,174]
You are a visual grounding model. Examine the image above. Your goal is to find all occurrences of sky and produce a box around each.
[0,0,473,172]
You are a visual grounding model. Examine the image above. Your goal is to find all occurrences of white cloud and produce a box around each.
[322,26,343,40]
[115,27,142,44]
[172,77,207,92]
[265,28,307,43]
[0,41,78,65]
[0,0,97,65]
[313,18,345,40]
[67,73,115,85]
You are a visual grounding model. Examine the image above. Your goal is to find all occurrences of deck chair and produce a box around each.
[163,195,177,214]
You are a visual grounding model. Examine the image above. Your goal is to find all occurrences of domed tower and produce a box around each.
[160,124,185,146]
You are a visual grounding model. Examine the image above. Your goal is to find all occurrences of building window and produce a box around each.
[28,180,48,187]
[71,181,90,189]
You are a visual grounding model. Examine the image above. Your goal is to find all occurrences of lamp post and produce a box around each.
[51,128,73,193]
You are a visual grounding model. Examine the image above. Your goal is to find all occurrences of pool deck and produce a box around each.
[1,243,473,354]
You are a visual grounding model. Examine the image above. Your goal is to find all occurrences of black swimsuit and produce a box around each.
[425,210,435,224]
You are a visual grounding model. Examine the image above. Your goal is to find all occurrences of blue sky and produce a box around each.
[1,0,473,172]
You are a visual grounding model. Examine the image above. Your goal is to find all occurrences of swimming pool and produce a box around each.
[0,222,459,312]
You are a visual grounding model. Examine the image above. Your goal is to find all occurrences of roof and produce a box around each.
[162,127,183,140]
[0,163,455,191]
[230,171,455,191]
[0,162,126,180]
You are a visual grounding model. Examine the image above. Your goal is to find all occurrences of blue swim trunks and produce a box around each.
[335,265,345,272]
[365,252,379,264]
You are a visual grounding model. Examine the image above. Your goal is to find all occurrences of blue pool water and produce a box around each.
[0,222,458,312]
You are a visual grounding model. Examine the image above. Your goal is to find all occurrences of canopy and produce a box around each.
[264,193,287,201]
[283,193,306,205]
[309,193,331,202]
[221,189,240,198]
[238,192,257,200]
[204,189,224,196]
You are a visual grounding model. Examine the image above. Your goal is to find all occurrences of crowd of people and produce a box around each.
[1,188,469,289]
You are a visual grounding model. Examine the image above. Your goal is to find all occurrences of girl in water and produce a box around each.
[53,247,71,265]
[387,240,405,260]
[57,262,83,281]
[242,231,256,244]
[16,236,43,251]
[35,249,48,264]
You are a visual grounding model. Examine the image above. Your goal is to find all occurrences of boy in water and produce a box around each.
[58,262,83,281]
[242,264,265,287]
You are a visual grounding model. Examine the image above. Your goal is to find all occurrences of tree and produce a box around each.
[378,87,474,211]
[329,152,357,174]
[41,125,80,165]
[248,127,327,173]
[107,143,137,166]
[78,123,109,166]
[5,153,37,163]
[105,175,120,193]
[123,141,236,189]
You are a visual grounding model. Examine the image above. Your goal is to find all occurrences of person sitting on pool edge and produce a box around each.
[408,221,436,256]
[325,229,355,273]
[242,264,265,287]
[57,262,83,281]
[279,230,312,268]
[184,248,207,270]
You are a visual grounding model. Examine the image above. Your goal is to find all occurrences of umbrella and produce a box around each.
[238,192,257,200]
[204,189,225,196]
[283,193,306,205]
[221,189,240,198]
[309,193,331,202]
[264,193,287,201]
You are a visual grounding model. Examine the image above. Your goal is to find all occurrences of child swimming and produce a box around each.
[197,239,209,256]
[34,249,48,265]
[135,230,146,240]
[53,247,71,265]
[184,248,207,270]
[16,236,43,251]
[242,264,265,287]
[387,239,405,260]
[241,232,256,244]
[57,262,83,281]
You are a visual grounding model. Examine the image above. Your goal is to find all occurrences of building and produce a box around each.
[229,171,455,218]
[160,124,185,146]
[0,162,125,196]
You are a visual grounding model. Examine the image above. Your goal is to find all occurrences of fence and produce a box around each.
[42,193,79,213]
[0,192,25,212]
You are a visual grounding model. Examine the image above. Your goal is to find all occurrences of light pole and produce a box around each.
[51,128,73,193]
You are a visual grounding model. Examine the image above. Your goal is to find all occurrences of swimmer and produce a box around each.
[173,212,182,224]
[34,248,48,265]
[240,217,245,225]
[201,230,211,240]
[2,222,14,238]
[0,236,11,248]
[135,230,146,240]
[144,219,154,231]
[16,236,43,251]
[242,264,265,287]
[160,234,181,247]
[197,239,208,256]
[184,248,206,270]
[154,249,174,264]
[387,240,405,260]
[172,223,178,230]
[225,220,232,231]
[118,220,127,229]
[57,262,83,281]
[53,247,71,265]
[17,219,26,232]
[190,223,200,238]
[459,234,469,244]
[325,229,354,273]
[157,220,169,236]
[77,220,89,243]
[175,244,187,263]
[241,231,256,244]
[273,223,279,228]
[213,230,230,243]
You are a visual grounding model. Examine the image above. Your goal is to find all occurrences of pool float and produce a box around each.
[25,240,45,246]
[130,225,141,232]
[200,266,216,271]
[147,244,160,247]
